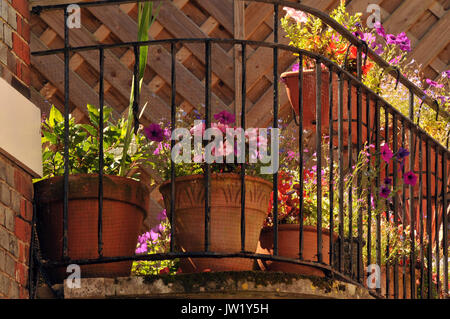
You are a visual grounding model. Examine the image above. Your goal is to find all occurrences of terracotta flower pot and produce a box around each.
[280,69,374,147]
[159,173,272,273]
[34,174,150,283]
[256,224,338,277]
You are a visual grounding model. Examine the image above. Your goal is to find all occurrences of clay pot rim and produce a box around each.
[159,172,273,192]
[34,173,150,217]
[262,223,339,241]
[280,69,330,80]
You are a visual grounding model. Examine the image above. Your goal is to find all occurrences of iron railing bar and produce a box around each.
[419,135,424,299]
[316,60,323,264]
[98,47,105,257]
[426,139,433,299]
[347,78,353,278]
[62,8,70,260]
[434,146,440,297]
[170,42,176,253]
[442,152,448,298]
[375,99,381,296]
[338,71,344,273]
[392,112,399,299]
[31,0,167,13]
[240,42,247,253]
[204,40,212,252]
[328,67,334,266]
[356,65,363,283]
[384,107,390,298]
[366,93,372,270]
[272,3,279,256]
[132,45,140,134]
[298,55,304,260]
[408,89,416,299]
[401,122,407,299]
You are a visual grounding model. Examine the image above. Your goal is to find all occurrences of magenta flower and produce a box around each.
[404,171,417,186]
[214,110,235,125]
[426,79,444,88]
[374,21,386,38]
[371,42,384,55]
[389,55,401,65]
[144,123,164,142]
[395,32,411,51]
[380,143,393,163]
[135,243,147,254]
[158,209,167,221]
[386,34,397,45]
[292,62,300,72]
[380,186,391,199]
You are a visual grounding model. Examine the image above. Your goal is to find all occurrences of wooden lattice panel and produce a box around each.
[29,0,449,129]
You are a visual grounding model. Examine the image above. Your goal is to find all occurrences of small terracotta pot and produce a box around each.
[34,174,149,283]
[280,69,373,147]
[256,224,338,277]
[159,173,272,273]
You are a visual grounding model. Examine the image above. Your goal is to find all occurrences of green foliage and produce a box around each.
[36,105,153,182]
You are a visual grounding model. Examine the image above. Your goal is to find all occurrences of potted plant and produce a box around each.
[34,1,161,283]
[256,149,338,277]
[34,105,153,282]
[144,109,273,273]
[280,2,412,141]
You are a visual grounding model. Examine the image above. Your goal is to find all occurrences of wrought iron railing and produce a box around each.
[29,0,449,299]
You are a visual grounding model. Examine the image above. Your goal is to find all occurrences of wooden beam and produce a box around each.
[234,0,245,126]
[383,0,435,33]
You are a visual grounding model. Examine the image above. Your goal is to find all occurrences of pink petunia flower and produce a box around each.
[380,143,393,163]
[283,7,308,24]
[403,171,417,186]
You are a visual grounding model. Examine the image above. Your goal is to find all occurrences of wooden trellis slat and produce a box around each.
[30,0,449,133]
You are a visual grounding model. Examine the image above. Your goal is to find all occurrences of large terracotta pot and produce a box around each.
[34,174,149,283]
[280,69,374,147]
[256,224,338,277]
[159,173,272,273]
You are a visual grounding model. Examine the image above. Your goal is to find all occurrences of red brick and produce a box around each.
[14,217,31,242]
[14,170,32,201]
[11,0,30,21]
[18,241,29,264]
[20,198,33,222]
[16,15,30,43]
[15,262,28,286]
[12,33,29,65]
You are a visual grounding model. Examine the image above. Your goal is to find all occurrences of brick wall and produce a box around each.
[0,0,33,299]
[0,0,30,98]
[0,152,33,299]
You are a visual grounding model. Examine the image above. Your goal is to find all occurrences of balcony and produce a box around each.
[26,0,449,300]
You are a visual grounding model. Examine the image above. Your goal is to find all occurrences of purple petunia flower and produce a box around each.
[373,21,386,38]
[404,171,417,186]
[370,42,384,55]
[397,147,410,159]
[395,32,411,52]
[384,178,392,185]
[380,143,393,163]
[380,186,391,199]
[158,209,167,221]
[144,123,164,142]
[214,110,235,125]
[426,79,444,88]
[386,34,397,45]
[292,62,300,72]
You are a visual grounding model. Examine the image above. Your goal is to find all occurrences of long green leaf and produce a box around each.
[119,1,161,177]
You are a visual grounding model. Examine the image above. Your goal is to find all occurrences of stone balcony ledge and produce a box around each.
[46,271,375,299]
